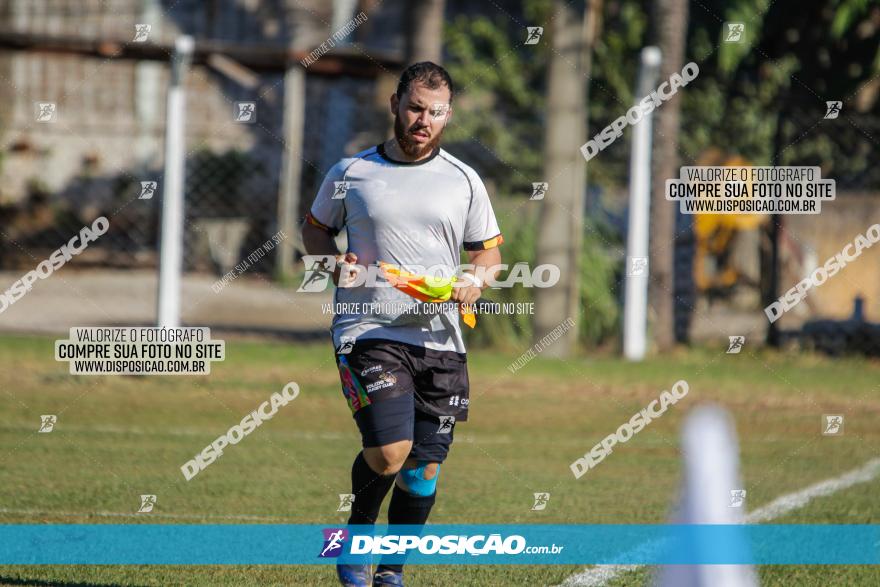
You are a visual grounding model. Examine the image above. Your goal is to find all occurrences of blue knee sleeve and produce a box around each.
[399,462,439,496]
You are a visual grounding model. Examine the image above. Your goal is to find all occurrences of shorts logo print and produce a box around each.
[365,372,397,394]
[448,395,469,408]
[360,365,382,377]
[338,355,371,414]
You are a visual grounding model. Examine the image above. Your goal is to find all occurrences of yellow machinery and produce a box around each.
[692,150,767,292]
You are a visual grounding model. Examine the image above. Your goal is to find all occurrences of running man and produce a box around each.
[301,62,503,587]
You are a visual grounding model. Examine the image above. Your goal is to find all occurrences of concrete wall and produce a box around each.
[780,193,880,325]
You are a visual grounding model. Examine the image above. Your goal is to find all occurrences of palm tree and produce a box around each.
[533,0,602,357]
[650,0,689,351]
[404,0,445,64]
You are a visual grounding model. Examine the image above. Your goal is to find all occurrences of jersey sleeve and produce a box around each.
[463,173,503,250]
[306,162,347,236]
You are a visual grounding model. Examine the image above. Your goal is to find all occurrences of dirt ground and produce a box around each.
[0,269,332,341]
[0,267,773,345]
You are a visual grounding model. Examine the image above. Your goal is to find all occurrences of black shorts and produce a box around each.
[334,338,469,463]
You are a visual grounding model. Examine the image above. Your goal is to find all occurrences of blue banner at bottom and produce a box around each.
[1,524,878,565]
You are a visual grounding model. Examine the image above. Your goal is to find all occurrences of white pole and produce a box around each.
[275,64,306,278]
[656,405,758,587]
[623,46,661,361]
[157,36,194,328]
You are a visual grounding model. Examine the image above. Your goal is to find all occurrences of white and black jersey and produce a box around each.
[307,144,502,353]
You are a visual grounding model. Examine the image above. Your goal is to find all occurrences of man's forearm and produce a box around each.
[301,223,341,257]
[300,223,361,286]
[466,247,502,288]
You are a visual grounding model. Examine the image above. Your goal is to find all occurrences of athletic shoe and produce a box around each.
[372,569,404,586]
[336,563,372,587]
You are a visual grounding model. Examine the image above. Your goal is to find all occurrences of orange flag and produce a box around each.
[378,262,477,328]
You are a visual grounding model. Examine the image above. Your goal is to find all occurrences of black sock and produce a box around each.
[388,483,436,525]
[347,452,397,525]
[376,484,437,574]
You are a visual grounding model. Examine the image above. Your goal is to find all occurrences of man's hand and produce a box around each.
[332,252,360,286]
[451,273,482,305]
[450,246,501,306]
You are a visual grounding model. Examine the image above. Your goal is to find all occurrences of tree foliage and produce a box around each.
[443,0,880,350]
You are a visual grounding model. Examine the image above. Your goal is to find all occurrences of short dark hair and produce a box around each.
[396,61,455,104]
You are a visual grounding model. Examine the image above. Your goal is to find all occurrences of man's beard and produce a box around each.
[393,113,444,159]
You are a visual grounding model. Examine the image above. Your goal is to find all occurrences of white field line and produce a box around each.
[744,457,880,523]
[0,507,298,522]
[1,423,517,444]
[558,457,880,587]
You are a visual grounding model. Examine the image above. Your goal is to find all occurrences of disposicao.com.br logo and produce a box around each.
[298,255,560,292]
[319,529,563,558]
[319,528,349,558]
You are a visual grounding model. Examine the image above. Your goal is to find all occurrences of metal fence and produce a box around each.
[0,0,395,275]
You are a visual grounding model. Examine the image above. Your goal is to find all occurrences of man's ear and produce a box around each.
[444,107,452,128]
[390,93,399,116]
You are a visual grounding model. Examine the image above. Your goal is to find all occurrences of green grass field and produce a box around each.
[0,333,878,586]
